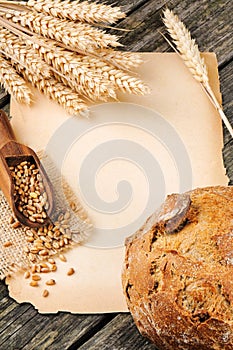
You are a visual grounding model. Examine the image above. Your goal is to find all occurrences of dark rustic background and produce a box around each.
[0,1,232,349]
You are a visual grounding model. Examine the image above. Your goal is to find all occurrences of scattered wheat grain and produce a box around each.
[24,270,31,279]
[59,254,67,262]
[30,280,39,287]
[32,274,41,281]
[3,241,12,248]
[67,267,75,276]
[42,289,49,297]
[46,279,56,286]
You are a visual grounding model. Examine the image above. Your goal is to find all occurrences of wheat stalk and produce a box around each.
[0,26,51,77]
[4,9,121,53]
[0,54,32,105]
[163,8,233,138]
[26,0,126,24]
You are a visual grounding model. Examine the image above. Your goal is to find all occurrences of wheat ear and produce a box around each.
[28,39,116,101]
[27,0,125,24]
[5,10,121,52]
[31,38,149,97]
[0,27,51,78]
[0,54,32,105]
[163,8,233,138]
[73,55,151,96]
[96,49,143,70]
[13,63,89,117]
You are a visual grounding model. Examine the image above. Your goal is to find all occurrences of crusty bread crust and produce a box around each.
[122,186,233,350]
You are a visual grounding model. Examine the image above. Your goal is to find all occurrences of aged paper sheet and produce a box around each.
[6,53,228,313]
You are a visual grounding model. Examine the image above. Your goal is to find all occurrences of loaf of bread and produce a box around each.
[122,186,233,350]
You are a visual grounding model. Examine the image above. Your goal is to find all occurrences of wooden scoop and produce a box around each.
[0,110,54,228]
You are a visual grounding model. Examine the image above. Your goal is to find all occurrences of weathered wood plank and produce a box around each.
[0,299,32,338]
[78,313,156,350]
[105,0,149,13]
[20,314,112,350]
[0,279,113,350]
[0,280,113,350]
[1,101,10,117]
[0,280,9,298]
[0,87,9,109]
[220,60,233,145]
[1,303,39,346]
[1,303,112,350]
[115,0,233,66]
[223,141,233,185]
[220,60,233,183]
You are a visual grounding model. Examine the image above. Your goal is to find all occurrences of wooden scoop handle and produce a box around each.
[0,110,16,149]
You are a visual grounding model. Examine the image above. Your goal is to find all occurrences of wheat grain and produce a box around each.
[3,241,12,248]
[24,270,30,279]
[45,279,56,286]
[0,27,51,77]
[0,54,32,105]
[5,10,121,52]
[30,280,38,287]
[42,289,49,297]
[27,0,125,24]
[59,254,67,262]
[163,8,233,138]
[67,267,75,276]
[10,159,49,225]
[14,63,89,117]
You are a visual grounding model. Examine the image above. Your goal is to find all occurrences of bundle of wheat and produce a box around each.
[0,0,150,116]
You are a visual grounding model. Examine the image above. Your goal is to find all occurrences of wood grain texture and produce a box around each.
[116,0,233,66]
[0,282,111,350]
[0,87,9,109]
[220,60,233,144]
[78,314,157,350]
[106,0,149,13]
[0,0,232,349]
[220,60,233,183]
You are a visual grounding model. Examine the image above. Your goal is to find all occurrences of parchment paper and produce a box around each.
[6,53,228,313]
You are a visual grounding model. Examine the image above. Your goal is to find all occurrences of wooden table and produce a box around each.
[1,1,232,349]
